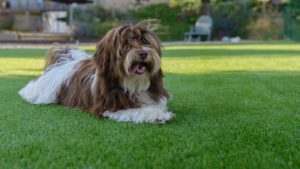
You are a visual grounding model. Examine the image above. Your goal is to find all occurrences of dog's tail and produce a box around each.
[44,43,72,70]
[44,42,91,70]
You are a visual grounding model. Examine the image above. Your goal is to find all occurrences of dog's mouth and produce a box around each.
[129,62,148,75]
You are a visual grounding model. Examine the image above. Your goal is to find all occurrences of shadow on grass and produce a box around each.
[0,74,90,119]
[0,49,47,58]
[0,75,36,91]
[162,49,300,58]
[164,70,300,120]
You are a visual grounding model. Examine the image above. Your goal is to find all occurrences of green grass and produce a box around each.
[0,43,300,169]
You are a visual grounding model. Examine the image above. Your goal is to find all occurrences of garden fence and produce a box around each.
[284,1,300,41]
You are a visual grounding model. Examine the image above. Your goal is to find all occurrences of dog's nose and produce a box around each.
[139,51,148,60]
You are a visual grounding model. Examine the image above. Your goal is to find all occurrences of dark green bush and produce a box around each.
[72,5,123,39]
[248,14,284,40]
[93,19,120,38]
[0,14,13,30]
[211,1,252,39]
[129,4,195,41]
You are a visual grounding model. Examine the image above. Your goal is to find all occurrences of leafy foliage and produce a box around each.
[248,14,284,40]
[211,1,252,38]
[129,4,192,41]
[71,0,288,41]
[72,6,123,39]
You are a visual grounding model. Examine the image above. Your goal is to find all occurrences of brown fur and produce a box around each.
[53,21,169,117]
[57,59,95,112]
[44,45,70,70]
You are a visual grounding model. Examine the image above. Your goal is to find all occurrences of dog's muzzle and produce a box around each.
[125,48,159,76]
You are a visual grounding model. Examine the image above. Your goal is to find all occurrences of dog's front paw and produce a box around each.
[102,108,175,124]
[153,111,175,124]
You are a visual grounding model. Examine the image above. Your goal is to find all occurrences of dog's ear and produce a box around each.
[135,19,160,31]
[149,69,169,101]
[93,29,118,75]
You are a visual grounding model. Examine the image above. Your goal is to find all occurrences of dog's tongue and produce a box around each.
[129,63,146,75]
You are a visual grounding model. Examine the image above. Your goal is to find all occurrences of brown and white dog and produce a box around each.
[19,20,175,123]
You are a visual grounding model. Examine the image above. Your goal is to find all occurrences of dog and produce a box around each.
[19,20,175,123]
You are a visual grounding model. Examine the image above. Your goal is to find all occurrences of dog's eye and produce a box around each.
[126,35,137,44]
[124,39,129,45]
[129,35,136,38]
[127,32,137,40]
[141,38,149,45]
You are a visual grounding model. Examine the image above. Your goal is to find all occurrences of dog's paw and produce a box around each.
[103,109,175,124]
[152,111,175,124]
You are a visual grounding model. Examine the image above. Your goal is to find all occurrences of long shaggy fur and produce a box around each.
[19,20,174,123]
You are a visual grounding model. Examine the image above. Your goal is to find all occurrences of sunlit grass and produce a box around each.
[0,58,43,76]
[2,43,300,76]
[164,43,300,51]
[162,56,300,74]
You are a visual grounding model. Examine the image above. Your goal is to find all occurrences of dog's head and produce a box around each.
[94,20,162,95]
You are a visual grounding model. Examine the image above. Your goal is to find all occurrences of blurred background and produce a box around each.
[0,0,299,42]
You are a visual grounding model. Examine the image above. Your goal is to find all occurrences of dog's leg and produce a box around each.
[102,98,175,123]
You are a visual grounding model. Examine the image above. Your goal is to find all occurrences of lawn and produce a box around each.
[0,43,299,169]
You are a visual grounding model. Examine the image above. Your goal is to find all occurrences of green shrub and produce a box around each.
[129,4,194,41]
[248,14,284,40]
[93,19,120,38]
[72,5,123,39]
[73,3,197,41]
[211,1,252,39]
[0,14,13,30]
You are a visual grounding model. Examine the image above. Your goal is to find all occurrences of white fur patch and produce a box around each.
[102,98,175,124]
[121,73,150,95]
[18,49,91,104]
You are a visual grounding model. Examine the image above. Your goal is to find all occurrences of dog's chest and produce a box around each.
[135,92,155,105]
[121,73,150,95]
